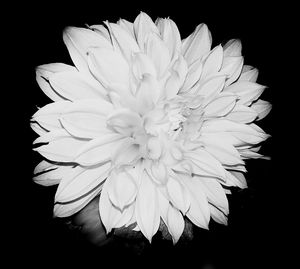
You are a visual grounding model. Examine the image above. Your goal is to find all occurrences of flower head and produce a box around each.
[32,12,271,243]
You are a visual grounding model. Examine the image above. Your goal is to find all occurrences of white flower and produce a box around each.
[32,12,271,244]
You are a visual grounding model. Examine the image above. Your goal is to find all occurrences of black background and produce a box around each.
[8,1,291,268]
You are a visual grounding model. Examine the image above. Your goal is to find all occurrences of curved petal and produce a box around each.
[223,39,242,57]
[99,178,123,233]
[199,134,244,166]
[226,105,258,123]
[107,170,137,211]
[200,45,224,79]
[36,63,76,101]
[204,92,237,117]
[133,12,159,50]
[34,136,87,162]
[195,176,229,215]
[105,22,140,61]
[239,65,259,82]
[145,33,171,78]
[181,174,210,229]
[135,170,160,242]
[209,204,228,225]
[182,23,211,65]
[33,163,75,186]
[74,134,126,166]
[251,99,272,120]
[87,47,130,90]
[55,162,110,203]
[49,71,108,101]
[156,18,181,58]
[166,205,185,244]
[63,26,112,73]
[166,175,190,214]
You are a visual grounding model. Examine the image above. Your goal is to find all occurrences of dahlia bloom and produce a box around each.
[32,12,271,244]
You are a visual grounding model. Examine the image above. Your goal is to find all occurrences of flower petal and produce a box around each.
[209,204,228,225]
[49,71,108,101]
[166,175,190,214]
[145,33,171,78]
[223,39,242,57]
[251,99,272,120]
[74,134,126,166]
[182,23,211,65]
[226,104,258,123]
[166,205,185,244]
[156,18,181,58]
[197,75,226,100]
[99,178,123,233]
[185,149,226,179]
[132,52,157,80]
[239,65,259,82]
[36,63,76,101]
[221,56,244,87]
[224,170,247,188]
[135,170,160,242]
[63,26,112,73]
[204,92,237,117]
[195,176,229,215]
[34,136,86,162]
[55,162,110,203]
[199,134,244,166]
[107,169,137,211]
[105,22,140,61]
[133,12,159,50]
[181,174,210,229]
[200,45,224,79]
[87,47,130,90]
[34,163,75,186]
[180,57,203,93]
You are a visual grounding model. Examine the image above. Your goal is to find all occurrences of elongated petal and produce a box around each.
[49,71,108,101]
[209,204,228,225]
[88,48,130,89]
[195,176,229,214]
[145,33,171,78]
[226,105,258,123]
[180,57,203,93]
[55,162,110,203]
[201,45,223,79]
[221,56,244,87]
[225,81,266,105]
[134,12,159,50]
[74,134,125,166]
[185,149,226,179]
[135,170,160,242]
[112,140,140,166]
[156,18,181,58]
[117,19,135,37]
[204,92,237,117]
[166,175,190,214]
[251,99,272,120]
[225,170,247,188]
[30,122,47,136]
[63,26,112,73]
[107,170,137,211]
[181,174,210,229]
[166,205,185,244]
[105,22,140,61]
[99,178,123,233]
[150,161,168,185]
[34,136,86,162]
[36,63,76,101]
[34,164,75,186]
[239,65,259,82]
[223,39,242,57]
[182,23,211,65]
[54,185,100,218]
[199,134,243,166]
[197,75,226,99]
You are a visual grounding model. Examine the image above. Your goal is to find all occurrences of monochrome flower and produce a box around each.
[32,12,271,244]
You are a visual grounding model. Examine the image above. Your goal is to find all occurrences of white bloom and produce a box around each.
[32,12,271,243]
